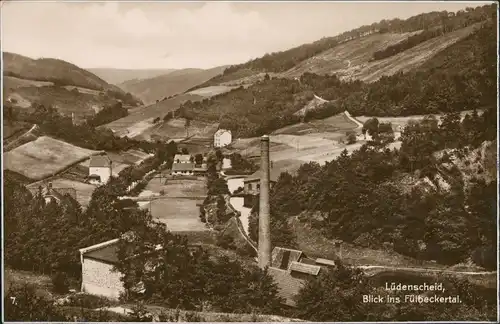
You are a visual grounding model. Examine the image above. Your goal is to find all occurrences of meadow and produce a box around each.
[148,198,207,232]
[145,177,207,198]
[104,93,202,136]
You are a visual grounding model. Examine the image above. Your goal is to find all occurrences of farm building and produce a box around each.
[79,239,124,299]
[172,162,195,176]
[214,129,232,148]
[79,237,203,300]
[243,166,280,195]
[173,154,192,164]
[88,154,112,184]
[28,182,77,205]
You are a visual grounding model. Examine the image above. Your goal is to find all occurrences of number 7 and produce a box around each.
[10,297,16,304]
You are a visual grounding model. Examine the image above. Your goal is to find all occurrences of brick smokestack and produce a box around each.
[258,135,272,269]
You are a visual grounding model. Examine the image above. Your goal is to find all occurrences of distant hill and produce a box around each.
[4,52,114,91]
[191,4,495,90]
[178,19,496,138]
[3,52,143,122]
[87,68,177,85]
[118,66,228,105]
[100,4,496,141]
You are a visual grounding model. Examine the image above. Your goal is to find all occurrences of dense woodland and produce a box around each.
[292,260,496,321]
[251,108,497,269]
[192,4,495,89]
[180,20,496,138]
[87,101,129,127]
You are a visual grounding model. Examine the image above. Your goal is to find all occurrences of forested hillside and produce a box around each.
[118,66,227,104]
[178,20,496,138]
[193,4,495,88]
[249,108,497,269]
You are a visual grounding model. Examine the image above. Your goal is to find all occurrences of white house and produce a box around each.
[214,129,232,148]
[88,155,112,184]
[79,239,124,300]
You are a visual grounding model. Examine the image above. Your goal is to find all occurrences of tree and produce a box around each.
[4,284,67,321]
[294,260,374,321]
[362,118,379,138]
[346,131,357,144]
[194,153,204,165]
[207,178,230,196]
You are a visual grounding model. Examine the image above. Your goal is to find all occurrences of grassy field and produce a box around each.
[148,198,207,232]
[13,85,114,118]
[140,177,208,232]
[104,93,202,136]
[136,118,219,142]
[3,75,54,89]
[357,109,480,130]
[187,85,239,97]
[145,177,207,198]
[27,177,97,208]
[280,24,481,83]
[4,136,100,180]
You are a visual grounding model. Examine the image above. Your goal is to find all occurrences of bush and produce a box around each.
[236,241,257,258]
[184,311,204,322]
[216,234,236,250]
[158,309,180,322]
[66,293,113,309]
[51,272,70,294]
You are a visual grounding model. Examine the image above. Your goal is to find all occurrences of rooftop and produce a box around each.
[215,129,232,136]
[89,154,112,168]
[271,247,304,270]
[289,261,321,276]
[315,258,337,267]
[244,167,281,183]
[172,163,195,171]
[83,244,120,264]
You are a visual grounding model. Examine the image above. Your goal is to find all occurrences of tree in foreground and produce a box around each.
[4,284,67,321]
[293,260,373,321]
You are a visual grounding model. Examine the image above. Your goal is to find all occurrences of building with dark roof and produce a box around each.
[171,162,195,176]
[28,182,77,204]
[243,166,281,196]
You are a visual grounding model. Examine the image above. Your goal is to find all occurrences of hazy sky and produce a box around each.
[1,1,489,70]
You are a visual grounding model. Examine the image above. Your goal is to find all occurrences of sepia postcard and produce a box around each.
[1,1,498,322]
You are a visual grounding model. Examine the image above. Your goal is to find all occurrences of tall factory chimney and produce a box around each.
[258,135,272,269]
